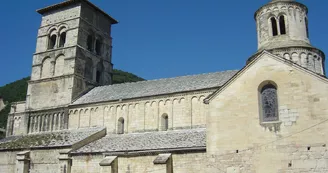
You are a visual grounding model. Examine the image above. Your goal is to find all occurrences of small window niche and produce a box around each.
[161,114,169,131]
[117,117,124,134]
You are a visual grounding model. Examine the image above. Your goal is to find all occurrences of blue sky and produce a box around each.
[0,0,327,86]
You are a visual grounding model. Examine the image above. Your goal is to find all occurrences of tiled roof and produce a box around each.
[72,128,206,154]
[259,40,314,51]
[73,70,238,105]
[0,127,104,151]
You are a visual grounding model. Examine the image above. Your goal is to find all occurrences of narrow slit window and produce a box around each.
[279,16,286,35]
[59,32,66,47]
[271,17,278,36]
[305,17,309,38]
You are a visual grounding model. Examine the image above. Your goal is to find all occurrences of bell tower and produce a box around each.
[253,0,325,75]
[26,0,118,110]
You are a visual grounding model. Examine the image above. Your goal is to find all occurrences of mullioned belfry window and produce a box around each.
[260,84,279,122]
[270,15,287,36]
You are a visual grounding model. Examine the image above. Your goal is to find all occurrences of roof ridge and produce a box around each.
[95,69,239,89]
[106,128,206,137]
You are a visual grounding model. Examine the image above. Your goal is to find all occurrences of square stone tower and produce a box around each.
[27,0,118,111]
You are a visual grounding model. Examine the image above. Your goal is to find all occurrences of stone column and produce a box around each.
[49,114,53,132]
[59,152,72,173]
[99,156,118,173]
[28,116,33,134]
[15,151,30,173]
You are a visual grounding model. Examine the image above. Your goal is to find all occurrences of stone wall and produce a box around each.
[7,102,27,136]
[68,90,212,134]
[29,149,63,173]
[0,151,16,173]
[71,152,207,173]
[0,148,70,173]
[207,52,328,172]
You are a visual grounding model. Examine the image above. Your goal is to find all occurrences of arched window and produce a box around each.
[87,35,93,51]
[161,114,169,131]
[84,58,93,81]
[117,117,124,134]
[96,62,103,83]
[95,39,102,56]
[55,55,65,76]
[41,57,53,78]
[305,17,309,38]
[59,32,66,47]
[270,17,278,36]
[48,35,57,49]
[260,84,279,122]
[279,15,286,35]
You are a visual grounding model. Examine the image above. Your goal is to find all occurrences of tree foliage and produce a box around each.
[112,69,144,84]
[0,69,144,129]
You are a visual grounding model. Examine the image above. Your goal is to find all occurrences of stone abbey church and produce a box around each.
[1,0,328,172]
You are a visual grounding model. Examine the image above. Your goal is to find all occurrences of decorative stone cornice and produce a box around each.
[68,88,215,109]
[28,74,74,84]
[254,1,307,19]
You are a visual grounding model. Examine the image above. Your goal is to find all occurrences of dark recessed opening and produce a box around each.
[271,17,278,36]
[236,150,239,153]
[307,146,311,151]
[59,32,66,48]
[288,162,292,167]
[279,16,286,35]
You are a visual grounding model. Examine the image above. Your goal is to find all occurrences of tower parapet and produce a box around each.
[253,0,325,75]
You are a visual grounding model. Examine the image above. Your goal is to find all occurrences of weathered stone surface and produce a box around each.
[73,128,206,154]
[1,0,328,172]
[0,127,104,150]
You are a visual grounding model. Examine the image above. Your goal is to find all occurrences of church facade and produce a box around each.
[0,0,327,172]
